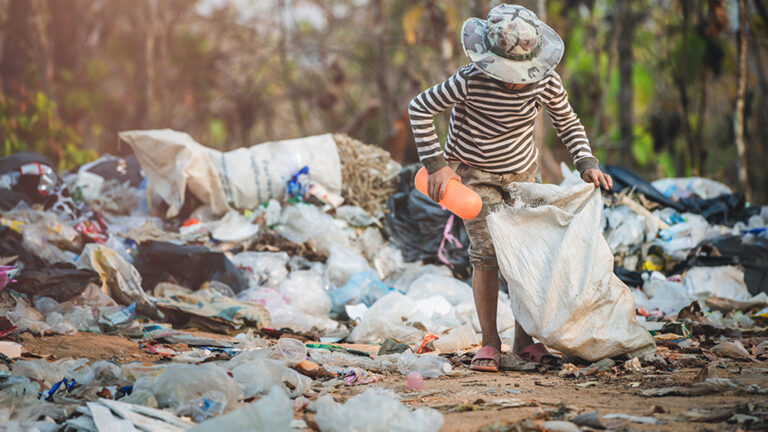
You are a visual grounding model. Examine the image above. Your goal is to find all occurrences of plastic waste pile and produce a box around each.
[0,131,490,430]
[1,129,767,429]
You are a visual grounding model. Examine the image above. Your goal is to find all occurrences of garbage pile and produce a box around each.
[0,129,766,430]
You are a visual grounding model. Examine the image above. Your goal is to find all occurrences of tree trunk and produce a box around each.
[617,0,634,167]
[0,0,47,96]
[373,0,392,144]
[277,0,307,138]
[735,0,752,201]
[145,0,157,128]
[591,1,619,151]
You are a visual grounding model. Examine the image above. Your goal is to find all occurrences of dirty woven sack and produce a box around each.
[119,129,341,217]
[487,183,655,361]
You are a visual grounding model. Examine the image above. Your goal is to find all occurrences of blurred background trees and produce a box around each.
[0,0,766,201]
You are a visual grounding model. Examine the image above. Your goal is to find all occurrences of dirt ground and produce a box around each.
[14,332,768,431]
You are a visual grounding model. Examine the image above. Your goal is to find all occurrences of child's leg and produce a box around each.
[454,164,505,369]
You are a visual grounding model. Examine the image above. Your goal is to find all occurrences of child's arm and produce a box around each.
[408,66,471,175]
[542,72,600,175]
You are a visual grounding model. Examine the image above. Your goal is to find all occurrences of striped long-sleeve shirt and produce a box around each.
[409,64,598,175]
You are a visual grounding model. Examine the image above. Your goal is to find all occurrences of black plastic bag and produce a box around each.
[0,152,58,205]
[384,165,470,279]
[0,225,43,269]
[677,193,760,226]
[602,165,758,226]
[614,266,644,289]
[133,240,248,293]
[601,165,683,211]
[15,263,101,302]
[86,155,143,187]
[681,235,768,296]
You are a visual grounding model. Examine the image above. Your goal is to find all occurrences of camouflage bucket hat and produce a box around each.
[461,4,564,84]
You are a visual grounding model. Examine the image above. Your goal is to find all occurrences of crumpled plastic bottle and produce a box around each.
[396,353,452,378]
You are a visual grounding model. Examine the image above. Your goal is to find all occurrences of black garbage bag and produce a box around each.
[133,240,248,293]
[384,165,471,279]
[0,225,43,269]
[677,193,760,226]
[0,189,31,211]
[0,151,58,205]
[614,266,644,289]
[681,235,768,296]
[14,263,101,302]
[602,165,758,226]
[85,155,144,187]
[601,165,684,211]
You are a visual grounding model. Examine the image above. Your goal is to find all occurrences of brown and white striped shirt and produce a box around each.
[409,64,598,174]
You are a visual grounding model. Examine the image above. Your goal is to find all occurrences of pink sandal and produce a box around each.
[470,346,501,372]
[515,343,559,365]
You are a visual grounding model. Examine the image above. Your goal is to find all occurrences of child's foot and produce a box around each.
[514,342,559,365]
[470,345,501,372]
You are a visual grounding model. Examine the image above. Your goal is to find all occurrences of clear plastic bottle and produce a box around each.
[396,353,452,378]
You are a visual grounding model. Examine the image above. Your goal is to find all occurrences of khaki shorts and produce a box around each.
[451,161,538,271]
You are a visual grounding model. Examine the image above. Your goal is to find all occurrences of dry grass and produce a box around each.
[334,133,401,216]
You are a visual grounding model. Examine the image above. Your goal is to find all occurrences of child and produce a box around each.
[409,4,613,371]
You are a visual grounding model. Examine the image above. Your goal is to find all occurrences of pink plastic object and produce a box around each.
[407,371,424,391]
[414,167,482,220]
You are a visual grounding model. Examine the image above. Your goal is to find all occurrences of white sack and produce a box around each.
[487,183,655,361]
[119,129,341,217]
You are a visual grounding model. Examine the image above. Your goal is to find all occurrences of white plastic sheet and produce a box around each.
[487,183,655,361]
[119,129,341,217]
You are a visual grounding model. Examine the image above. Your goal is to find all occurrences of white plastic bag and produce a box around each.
[487,183,655,361]
[313,388,443,432]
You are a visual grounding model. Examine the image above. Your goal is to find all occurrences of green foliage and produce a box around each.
[0,91,96,170]
[630,126,653,166]
[208,118,228,149]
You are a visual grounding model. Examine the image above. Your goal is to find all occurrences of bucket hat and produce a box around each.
[461,4,564,84]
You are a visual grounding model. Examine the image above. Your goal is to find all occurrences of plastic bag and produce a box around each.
[238,287,337,333]
[325,244,371,288]
[6,299,52,335]
[15,263,100,302]
[336,206,378,227]
[313,388,443,432]
[602,206,656,253]
[683,266,750,302]
[373,244,405,281]
[329,271,393,313]
[403,273,473,306]
[384,165,470,279]
[633,275,694,317]
[188,387,293,432]
[130,363,240,413]
[133,240,248,293]
[348,292,430,344]
[225,350,310,398]
[231,251,290,289]
[356,227,385,260]
[276,203,350,253]
[277,270,332,317]
[651,177,732,201]
[76,244,159,319]
[487,183,655,361]
[208,211,259,243]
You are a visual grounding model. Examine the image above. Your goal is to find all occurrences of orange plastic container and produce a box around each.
[414,167,482,220]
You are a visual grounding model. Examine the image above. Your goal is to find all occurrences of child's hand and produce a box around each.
[427,166,461,201]
[581,168,613,190]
